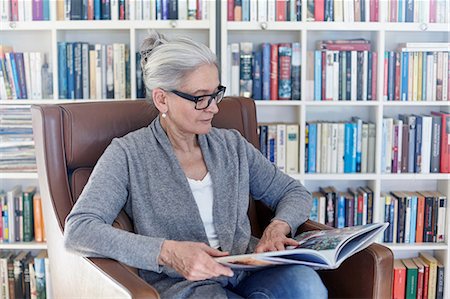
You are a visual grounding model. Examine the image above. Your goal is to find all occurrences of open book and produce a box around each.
[216,222,388,270]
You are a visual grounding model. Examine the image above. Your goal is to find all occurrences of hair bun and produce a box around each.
[140,30,168,61]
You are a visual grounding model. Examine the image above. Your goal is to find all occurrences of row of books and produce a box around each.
[0,0,51,21]
[134,0,208,20]
[0,46,52,100]
[228,42,301,101]
[258,123,300,173]
[383,191,446,244]
[0,106,36,172]
[306,119,376,174]
[381,112,450,174]
[58,42,130,100]
[0,250,51,299]
[383,45,449,102]
[384,0,448,24]
[393,253,445,299]
[312,45,378,101]
[309,186,374,228]
[305,0,379,22]
[0,186,45,243]
[67,0,208,21]
[227,0,301,22]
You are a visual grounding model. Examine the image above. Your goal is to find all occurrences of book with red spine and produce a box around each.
[314,0,324,21]
[270,44,279,100]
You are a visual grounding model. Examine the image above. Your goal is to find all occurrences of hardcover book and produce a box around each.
[216,223,388,270]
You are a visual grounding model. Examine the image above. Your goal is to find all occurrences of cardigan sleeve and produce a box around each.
[64,139,165,272]
[241,133,313,236]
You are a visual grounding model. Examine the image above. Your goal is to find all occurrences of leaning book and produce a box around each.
[216,222,388,270]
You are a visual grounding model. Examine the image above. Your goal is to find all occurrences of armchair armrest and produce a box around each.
[296,220,393,299]
[88,258,160,299]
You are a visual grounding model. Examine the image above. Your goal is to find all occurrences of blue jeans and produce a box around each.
[225,265,327,299]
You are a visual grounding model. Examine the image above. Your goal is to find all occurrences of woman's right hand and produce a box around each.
[158,240,234,281]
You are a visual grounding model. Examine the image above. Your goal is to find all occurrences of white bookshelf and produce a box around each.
[1,0,449,296]
[0,1,216,264]
[221,0,449,297]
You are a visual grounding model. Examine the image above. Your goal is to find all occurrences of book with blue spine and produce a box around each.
[336,193,346,228]
[94,0,101,19]
[387,51,395,101]
[73,42,83,99]
[7,52,21,99]
[352,116,362,172]
[168,0,178,19]
[405,0,414,22]
[383,193,391,242]
[242,0,250,21]
[14,52,27,99]
[309,196,319,222]
[344,123,356,173]
[345,51,351,100]
[42,0,50,20]
[259,125,268,158]
[400,52,408,101]
[308,122,317,173]
[252,49,262,100]
[408,193,418,243]
[58,42,68,99]
[278,43,292,100]
[66,42,75,99]
[161,0,169,19]
[367,51,372,100]
[262,43,271,100]
[102,0,111,19]
[314,51,322,101]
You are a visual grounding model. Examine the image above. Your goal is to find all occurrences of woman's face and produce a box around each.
[166,64,221,135]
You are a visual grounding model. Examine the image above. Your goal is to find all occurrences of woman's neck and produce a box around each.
[160,117,198,153]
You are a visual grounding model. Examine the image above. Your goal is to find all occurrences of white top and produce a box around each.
[186,172,220,249]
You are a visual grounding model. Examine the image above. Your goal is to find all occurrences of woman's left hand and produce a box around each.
[254,219,299,253]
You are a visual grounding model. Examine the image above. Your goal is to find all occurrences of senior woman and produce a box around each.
[64,31,327,299]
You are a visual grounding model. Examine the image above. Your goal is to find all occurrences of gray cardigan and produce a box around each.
[64,116,312,298]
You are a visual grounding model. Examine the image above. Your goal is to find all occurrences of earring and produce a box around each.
[162,112,167,118]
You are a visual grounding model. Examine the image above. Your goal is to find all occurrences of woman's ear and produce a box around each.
[152,88,168,114]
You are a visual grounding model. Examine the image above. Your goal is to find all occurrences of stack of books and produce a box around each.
[0,106,35,172]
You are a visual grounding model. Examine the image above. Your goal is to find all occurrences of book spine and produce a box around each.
[278,43,292,100]
[252,49,262,101]
[22,191,34,242]
[314,51,322,101]
[276,124,286,172]
[308,123,317,173]
[262,43,271,100]
[270,44,278,100]
[286,124,299,173]
[291,42,301,101]
[239,42,253,98]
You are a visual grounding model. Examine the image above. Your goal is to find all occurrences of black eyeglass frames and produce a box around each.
[170,85,226,110]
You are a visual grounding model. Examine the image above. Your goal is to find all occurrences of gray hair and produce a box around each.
[140,30,218,100]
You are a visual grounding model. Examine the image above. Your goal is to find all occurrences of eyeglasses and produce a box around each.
[170,85,226,110]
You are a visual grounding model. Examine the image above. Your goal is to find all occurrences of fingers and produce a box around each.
[202,245,230,257]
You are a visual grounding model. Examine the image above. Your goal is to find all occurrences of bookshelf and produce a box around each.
[221,0,449,298]
[0,4,217,291]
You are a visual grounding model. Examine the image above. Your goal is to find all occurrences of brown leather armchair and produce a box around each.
[31,97,393,298]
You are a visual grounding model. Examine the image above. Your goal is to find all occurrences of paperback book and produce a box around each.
[216,222,388,270]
